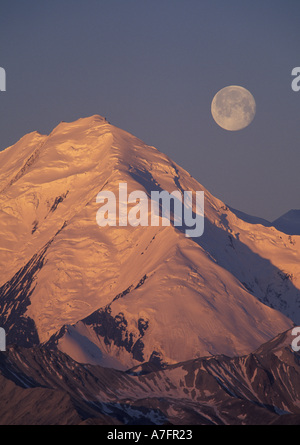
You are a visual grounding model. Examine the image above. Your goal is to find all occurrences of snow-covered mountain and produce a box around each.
[0,115,299,370]
[272,210,300,236]
[229,207,271,227]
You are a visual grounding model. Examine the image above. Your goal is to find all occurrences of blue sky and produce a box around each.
[0,0,299,220]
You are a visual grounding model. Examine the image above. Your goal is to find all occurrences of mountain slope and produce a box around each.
[272,210,300,236]
[0,329,299,425]
[0,115,299,369]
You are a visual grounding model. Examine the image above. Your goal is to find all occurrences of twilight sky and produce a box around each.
[0,0,299,221]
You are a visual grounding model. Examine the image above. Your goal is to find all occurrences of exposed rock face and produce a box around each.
[0,330,299,425]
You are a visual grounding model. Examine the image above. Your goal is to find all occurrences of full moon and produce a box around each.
[211,86,256,131]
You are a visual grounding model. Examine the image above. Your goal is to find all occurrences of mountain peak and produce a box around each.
[272,209,300,236]
[49,114,109,136]
[57,114,107,126]
[0,115,299,370]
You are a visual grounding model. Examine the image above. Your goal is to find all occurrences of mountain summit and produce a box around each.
[0,115,299,369]
[272,210,300,236]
